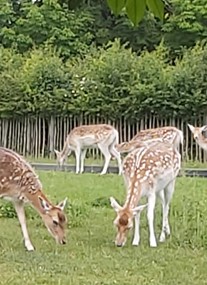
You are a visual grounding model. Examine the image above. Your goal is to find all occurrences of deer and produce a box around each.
[54,124,122,175]
[0,147,68,251]
[116,126,183,154]
[110,140,181,247]
[188,124,207,151]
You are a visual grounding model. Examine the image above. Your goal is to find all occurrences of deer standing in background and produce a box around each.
[110,141,181,247]
[188,124,207,151]
[116,126,183,154]
[0,147,68,251]
[54,124,122,175]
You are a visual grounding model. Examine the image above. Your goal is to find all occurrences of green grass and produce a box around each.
[1,173,207,285]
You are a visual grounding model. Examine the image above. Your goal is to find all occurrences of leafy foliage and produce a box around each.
[79,0,162,53]
[106,0,164,25]
[163,0,207,54]
[0,0,94,58]
[1,0,207,57]
[17,48,72,115]
[0,0,163,55]
[0,0,207,120]
[0,40,207,119]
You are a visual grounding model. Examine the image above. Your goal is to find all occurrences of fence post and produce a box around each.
[49,116,55,159]
[3,119,8,148]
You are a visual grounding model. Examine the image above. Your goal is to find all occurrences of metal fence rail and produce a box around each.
[31,163,207,178]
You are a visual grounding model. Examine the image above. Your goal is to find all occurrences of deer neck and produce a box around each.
[61,137,71,158]
[123,179,142,210]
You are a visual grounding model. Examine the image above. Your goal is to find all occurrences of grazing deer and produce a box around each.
[116,126,183,154]
[110,141,181,247]
[188,124,207,151]
[0,147,68,251]
[54,124,122,175]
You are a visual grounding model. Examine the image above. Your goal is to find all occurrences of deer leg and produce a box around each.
[162,179,176,238]
[74,148,81,174]
[98,144,111,175]
[147,193,157,247]
[80,149,87,174]
[13,201,35,251]
[158,190,166,242]
[109,145,122,175]
[132,212,141,246]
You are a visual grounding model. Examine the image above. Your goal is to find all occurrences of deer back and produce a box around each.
[0,147,42,197]
[132,126,183,149]
[68,124,118,147]
[123,141,181,202]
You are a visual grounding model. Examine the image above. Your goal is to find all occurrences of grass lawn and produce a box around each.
[1,172,207,285]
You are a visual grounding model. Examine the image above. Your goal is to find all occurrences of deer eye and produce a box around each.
[53,220,59,226]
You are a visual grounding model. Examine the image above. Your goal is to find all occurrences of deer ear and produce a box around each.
[132,204,148,215]
[38,196,51,211]
[201,125,207,132]
[57,197,68,211]
[54,149,60,156]
[187,124,195,133]
[110,197,122,212]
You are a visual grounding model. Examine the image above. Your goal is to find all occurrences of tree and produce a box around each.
[56,0,165,26]
[163,0,207,52]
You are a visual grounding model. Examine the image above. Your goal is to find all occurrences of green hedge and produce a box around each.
[0,40,207,119]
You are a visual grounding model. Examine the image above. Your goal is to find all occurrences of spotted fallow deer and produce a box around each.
[0,147,68,251]
[54,124,122,175]
[116,126,183,154]
[188,124,207,151]
[110,141,181,247]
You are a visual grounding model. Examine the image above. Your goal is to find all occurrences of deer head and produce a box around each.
[54,149,71,167]
[187,123,207,152]
[110,197,147,247]
[188,124,207,141]
[116,141,147,154]
[39,196,68,244]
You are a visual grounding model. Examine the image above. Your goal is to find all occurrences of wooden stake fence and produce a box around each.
[0,114,206,162]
